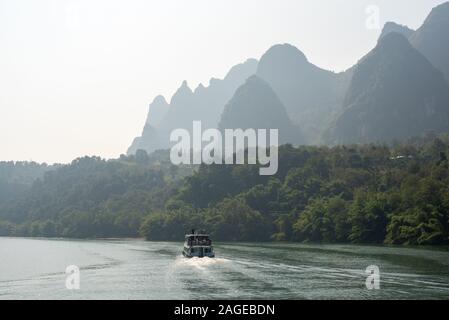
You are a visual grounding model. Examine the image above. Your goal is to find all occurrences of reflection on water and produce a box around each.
[0,237,449,299]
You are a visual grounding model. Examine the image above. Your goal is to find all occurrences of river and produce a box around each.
[1,237,449,299]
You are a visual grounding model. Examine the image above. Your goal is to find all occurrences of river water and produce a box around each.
[1,237,449,299]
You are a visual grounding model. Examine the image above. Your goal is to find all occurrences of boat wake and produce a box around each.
[173,256,231,271]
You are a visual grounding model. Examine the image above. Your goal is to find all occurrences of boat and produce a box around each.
[182,229,215,258]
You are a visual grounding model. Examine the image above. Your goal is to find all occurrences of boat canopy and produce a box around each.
[185,234,210,238]
[185,229,210,239]
[185,231,212,246]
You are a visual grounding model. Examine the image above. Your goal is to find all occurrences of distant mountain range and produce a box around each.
[128,59,258,154]
[128,2,449,155]
[324,32,449,144]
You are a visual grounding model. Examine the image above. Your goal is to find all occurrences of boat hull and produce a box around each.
[182,246,215,258]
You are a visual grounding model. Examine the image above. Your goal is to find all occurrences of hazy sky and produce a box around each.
[0,0,446,164]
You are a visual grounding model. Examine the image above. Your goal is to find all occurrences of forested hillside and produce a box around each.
[141,134,449,245]
[0,150,194,238]
[2,135,449,245]
[0,161,55,203]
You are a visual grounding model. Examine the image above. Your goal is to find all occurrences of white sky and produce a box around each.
[0,0,446,164]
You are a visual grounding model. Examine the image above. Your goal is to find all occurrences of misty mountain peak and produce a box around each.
[152,95,167,105]
[219,75,303,144]
[375,32,415,57]
[181,80,190,89]
[170,80,193,105]
[378,31,410,46]
[259,44,308,70]
[380,22,414,40]
[245,58,258,65]
[194,83,206,94]
[146,95,169,128]
[256,42,345,144]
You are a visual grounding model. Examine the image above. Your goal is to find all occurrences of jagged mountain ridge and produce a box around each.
[128,1,449,154]
[128,58,258,154]
[324,32,449,144]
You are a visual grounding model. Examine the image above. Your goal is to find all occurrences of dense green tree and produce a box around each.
[348,192,390,243]
[205,198,272,241]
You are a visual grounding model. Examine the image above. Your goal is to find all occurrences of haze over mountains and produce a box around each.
[219,76,303,145]
[128,59,258,154]
[128,2,449,155]
[410,2,449,82]
[255,44,350,144]
[325,32,449,144]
